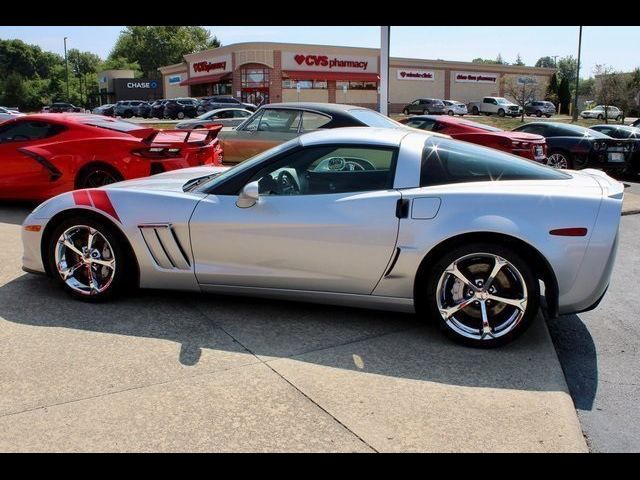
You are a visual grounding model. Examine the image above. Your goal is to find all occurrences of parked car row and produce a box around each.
[0,106,26,122]
[89,96,258,121]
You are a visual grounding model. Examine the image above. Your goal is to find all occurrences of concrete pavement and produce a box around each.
[0,204,587,452]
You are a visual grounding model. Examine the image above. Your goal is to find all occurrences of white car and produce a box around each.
[443,100,468,116]
[0,106,26,122]
[21,127,623,348]
[467,97,522,117]
[581,105,623,121]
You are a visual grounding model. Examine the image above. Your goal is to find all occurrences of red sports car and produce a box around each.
[399,115,547,162]
[0,113,223,202]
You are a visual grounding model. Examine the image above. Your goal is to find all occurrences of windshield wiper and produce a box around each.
[183,173,219,192]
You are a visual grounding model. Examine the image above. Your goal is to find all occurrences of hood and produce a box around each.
[103,166,230,192]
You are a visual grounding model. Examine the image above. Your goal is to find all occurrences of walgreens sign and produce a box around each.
[190,54,232,77]
[282,52,377,73]
[454,71,498,84]
[397,69,435,81]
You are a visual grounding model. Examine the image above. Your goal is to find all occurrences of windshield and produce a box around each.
[495,98,512,105]
[349,109,404,128]
[196,138,301,192]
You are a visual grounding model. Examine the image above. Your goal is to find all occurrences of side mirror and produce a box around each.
[236,181,260,208]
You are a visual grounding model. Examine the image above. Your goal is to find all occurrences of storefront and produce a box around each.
[159,42,555,112]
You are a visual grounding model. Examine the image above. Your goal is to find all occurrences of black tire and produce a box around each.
[422,109,429,115]
[177,111,186,120]
[535,110,542,117]
[546,149,574,170]
[123,110,133,118]
[76,164,124,189]
[526,113,531,117]
[484,112,491,116]
[402,108,409,115]
[447,110,454,116]
[46,215,132,302]
[472,106,479,115]
[545,114,552,118]
[497,108,506,117]
[422,243,539,348]
[597,114,604,120]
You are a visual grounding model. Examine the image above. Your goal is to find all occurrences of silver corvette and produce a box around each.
[21,127,623,347]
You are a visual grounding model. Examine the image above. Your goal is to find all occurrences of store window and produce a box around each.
[336,81,377,90]
[191,82,232,98]
[241,67,270,105]
[282,79,328,89]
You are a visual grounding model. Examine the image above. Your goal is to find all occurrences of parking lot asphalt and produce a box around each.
[548,211,640,452]
[0,204,586,452]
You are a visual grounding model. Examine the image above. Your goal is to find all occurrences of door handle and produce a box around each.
[395,198,410,219]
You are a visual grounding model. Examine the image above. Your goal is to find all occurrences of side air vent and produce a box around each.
[139,224,191,270]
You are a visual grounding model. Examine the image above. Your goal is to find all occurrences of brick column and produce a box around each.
[232,52,242,99]
[498,73,505,96]
[444,69,451,99]
[270,50,283,103]
[328,81,336,103]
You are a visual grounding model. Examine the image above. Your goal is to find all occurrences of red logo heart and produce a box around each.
[400,71,406,77]
[294,54,305,65]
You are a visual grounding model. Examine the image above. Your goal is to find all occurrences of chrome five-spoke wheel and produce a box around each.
[436,253,528,341]
[54,225,116,296]
[547,152,570,169]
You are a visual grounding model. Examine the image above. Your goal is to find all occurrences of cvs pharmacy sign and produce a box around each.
[283,52,377,73]
[454,71,498,84]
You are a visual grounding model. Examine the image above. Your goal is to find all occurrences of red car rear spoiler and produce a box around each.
[129,124,224,146]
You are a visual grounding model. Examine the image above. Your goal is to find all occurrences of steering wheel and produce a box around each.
[344,161,365,171]
[277,170,300,195]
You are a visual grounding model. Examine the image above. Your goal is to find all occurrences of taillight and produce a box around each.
[132,147,182,158]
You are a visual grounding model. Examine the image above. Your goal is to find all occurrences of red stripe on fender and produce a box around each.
[549,228,588,237]
[88,190,120,222]
[72,190,92,207]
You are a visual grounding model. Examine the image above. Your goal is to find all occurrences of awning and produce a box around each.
[180,72,232,86]
[283,70,379,82]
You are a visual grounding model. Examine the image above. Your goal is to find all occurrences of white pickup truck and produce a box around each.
[467,97,522,117]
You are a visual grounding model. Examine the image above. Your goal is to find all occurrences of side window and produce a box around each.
[215,110,233,119]
[516,124,546,136]
[420,137,568,187]
[257,109,301,133]
[412,100,420,105]
[235,110,251,118]
[0,121,65,142]
[249,146,397,196]
[300,111,332,132]
[241,111,263,131]
[404,118,436,131]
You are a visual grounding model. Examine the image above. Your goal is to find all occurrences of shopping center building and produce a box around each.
[158,42,556,112]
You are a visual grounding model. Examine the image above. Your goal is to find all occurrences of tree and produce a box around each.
[535,56,556,68]
[503,76,543,122]
[594,64,630,123]
[514,53,525,66]
[496,53,506,65]
[558,76,572,115]
[99,56,142,77]
[67,49,102,107]
[109,26,221,78]
[557,56,578,83]
[471,54,507,65]
[0,72,27,108]
[545,73,559,104]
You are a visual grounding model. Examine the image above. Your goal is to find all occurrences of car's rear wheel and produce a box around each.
[597,114,604,120]
[422,109,429,115]
[546,150,573,169]
[177,111,186,119]
[76,165,124,189]
[47,217,130,301]
[536,110,542,117]
[545,114,552,118]
[423,244,539,348]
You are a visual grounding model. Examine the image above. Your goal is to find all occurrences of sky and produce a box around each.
[1,26,637,78]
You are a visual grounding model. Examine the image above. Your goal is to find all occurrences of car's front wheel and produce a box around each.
[447,110,454,116]
[497,109,506,117]
[402,108,409,115]
[423,244,539,347]
[47,217,131,301]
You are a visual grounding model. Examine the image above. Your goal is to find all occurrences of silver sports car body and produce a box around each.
[22,127,623,346]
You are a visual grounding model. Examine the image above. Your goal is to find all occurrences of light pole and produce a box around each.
[64,37,70,102]
[379,26,390,116]
[572,26,582,122]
